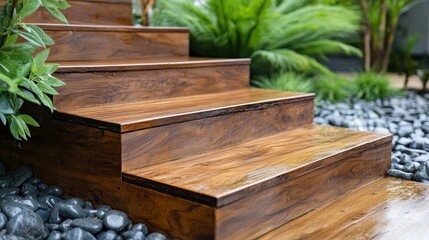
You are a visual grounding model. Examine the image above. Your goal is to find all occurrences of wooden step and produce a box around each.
[37,24,189,62]
[123,125,392,239]
[56,89,315,169]
[259,177,429,240]
[53,57,250,109]
[26,0,133,25]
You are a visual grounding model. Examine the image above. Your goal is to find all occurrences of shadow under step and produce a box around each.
[259,177,429,240]
[123,125,392,239]
[26,0,133,25]
[53,57,250,109]
[36,24,189,62]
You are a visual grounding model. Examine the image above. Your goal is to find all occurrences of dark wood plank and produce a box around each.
[0,109,213,240]
[124,125,392,207]
[56,89,314,132]
[37,24,189,62]
[26,0,133,25]
[52,58,250,109]
[258,177,429,240]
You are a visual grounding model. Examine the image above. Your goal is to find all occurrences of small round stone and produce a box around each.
[103,210,130,232]
[97,230,118,240]
[121,230,145,240]
[132,223,149,235]
[146,233,168,240]
[71,218,103,234]
[61,228,96,240]
[47,231,62,240]
[0,213,7,230]
[5,210,45,240]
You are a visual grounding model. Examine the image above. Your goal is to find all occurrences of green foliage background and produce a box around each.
[0,0,69,140]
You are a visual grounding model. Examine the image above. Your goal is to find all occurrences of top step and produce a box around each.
[26,0,133,25]
[37,24,189,62]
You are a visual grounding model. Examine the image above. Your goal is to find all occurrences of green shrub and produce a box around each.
[253,72,313,93]
[153,0,361,77]
[0,0,69,140]
[352,72,397,101]
[314,74,352,102]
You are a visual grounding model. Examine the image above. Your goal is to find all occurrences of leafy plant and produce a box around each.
[152,0,361,77]
[390,35,420,88]
[253,72,313,93]
[417,69,429,91]
[0,0,69,140]
[360,0,414,72]
[314,74,352,102]
[352,72,397,100]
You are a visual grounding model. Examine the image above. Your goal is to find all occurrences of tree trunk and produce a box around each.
[141,0,156,26]
[360,0,371,72]
[404,74,410,89]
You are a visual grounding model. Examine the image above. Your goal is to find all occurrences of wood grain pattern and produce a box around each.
[215,137,391,240]
[26,1,133,25]
[258,177,429,240]
[124,125,392,207]
[121,97,314,171]
[0,108,213,240]
[52,59,250,109]
[55,89,314,132]
[38,24,189,62]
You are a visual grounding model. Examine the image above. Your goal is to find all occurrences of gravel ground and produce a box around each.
[0,164,167,240]
[314,91,429,182]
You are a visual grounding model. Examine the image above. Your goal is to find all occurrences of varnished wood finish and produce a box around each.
[26,0,133,25]
[121,98,313,171]
[55,89,314,132]
[37,24,189,62]
[259,177,429,240]
[124,125,392,206]
[0,109,214,240]
[52,58,250,109]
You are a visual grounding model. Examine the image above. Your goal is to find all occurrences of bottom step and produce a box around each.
[259,177,429,240]
[124,125,392,239]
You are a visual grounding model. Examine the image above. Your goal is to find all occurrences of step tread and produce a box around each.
[123,125,391,207]
[55,89,313,133]
[55,57,250,72]
[36,23,188,32]
[258,177,429,240]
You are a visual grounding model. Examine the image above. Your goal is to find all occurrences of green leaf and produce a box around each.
[0,113,6,126]
[32,49,50,73]
[19,114,39,127]
[9,117,20,140]
[19,0,41,19]
[0,93,14,114]
[45,7,68,24]
[45,76,65,87]
[40,93,54,112]
[4,34,19,46]
[27,25,55,45]
[37,81,59,95]
[14,30,45,48]
[15,117,28,140]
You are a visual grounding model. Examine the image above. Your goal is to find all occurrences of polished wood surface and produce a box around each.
[259,177,429,240]
[37,24,189,62]
[124,125,392,207]
[55,57,250,72]
[26,0,133,25]
[121,98,314,171]
[55,89,314,132]
[53,58,250,109]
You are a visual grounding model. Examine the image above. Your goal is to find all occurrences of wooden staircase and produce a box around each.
[2,2,423,239]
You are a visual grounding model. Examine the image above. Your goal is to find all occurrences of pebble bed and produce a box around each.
[0,163,167,240]
[314,91,429,182]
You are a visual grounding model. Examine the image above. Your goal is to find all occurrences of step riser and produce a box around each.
[215,140,391,239]
[122,98,314,171]
[53,64,249,109]
[0,115,214,240]
[26,0,133,25]
[42,27,189,62]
